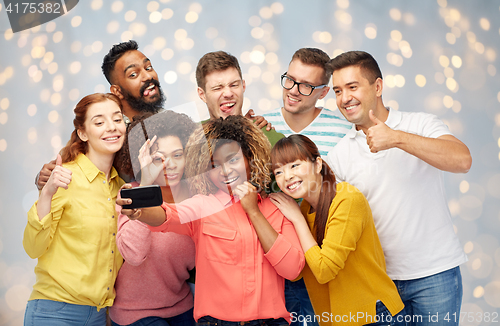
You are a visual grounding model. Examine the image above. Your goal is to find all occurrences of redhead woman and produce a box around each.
[23,93,126,326]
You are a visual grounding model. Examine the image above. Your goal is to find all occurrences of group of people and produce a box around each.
[23,40,472,326]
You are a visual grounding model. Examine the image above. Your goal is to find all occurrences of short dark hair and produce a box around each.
[291,48,332,84]
[101,40,139,84]
[329,51,382,84]
[195,51,242,90]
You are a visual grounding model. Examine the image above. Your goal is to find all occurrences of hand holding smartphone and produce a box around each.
[120,185,163,209]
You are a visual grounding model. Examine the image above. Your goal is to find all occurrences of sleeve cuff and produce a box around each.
[27,201,55,231]
[304,245,322,265]
[264,233,292,266]
[147,203,169,232]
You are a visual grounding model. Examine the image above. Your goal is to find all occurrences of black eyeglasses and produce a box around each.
[280,73,328,96]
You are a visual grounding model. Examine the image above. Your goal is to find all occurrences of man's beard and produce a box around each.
[121,79,166,114]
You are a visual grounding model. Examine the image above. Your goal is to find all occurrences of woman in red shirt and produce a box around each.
[117,115,305,325]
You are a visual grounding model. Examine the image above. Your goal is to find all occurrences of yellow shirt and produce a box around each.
[301,182,404,326]
[23,153,124,310]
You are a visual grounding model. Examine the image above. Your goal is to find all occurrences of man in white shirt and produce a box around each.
[262,48,351,159]
[263,48,351,326]
[326,50,472,326]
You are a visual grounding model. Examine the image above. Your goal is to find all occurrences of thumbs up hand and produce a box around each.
[366,110,396,153]
[43,154,73,197]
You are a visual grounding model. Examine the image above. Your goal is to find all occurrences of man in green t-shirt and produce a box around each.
[195,51,284,146]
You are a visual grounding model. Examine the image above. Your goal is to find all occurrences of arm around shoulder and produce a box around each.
[305,186,367,284]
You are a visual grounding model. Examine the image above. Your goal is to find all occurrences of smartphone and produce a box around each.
[120,185,163,209]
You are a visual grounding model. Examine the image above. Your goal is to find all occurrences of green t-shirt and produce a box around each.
[200,118,285,146]
[262,127,285,147]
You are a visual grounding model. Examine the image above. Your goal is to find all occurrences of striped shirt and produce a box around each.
[262,107,352,158]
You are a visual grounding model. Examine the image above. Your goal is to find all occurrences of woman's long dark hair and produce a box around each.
[271,134,336,246]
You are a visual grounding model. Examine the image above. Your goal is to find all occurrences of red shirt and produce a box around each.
[149,190,305,322]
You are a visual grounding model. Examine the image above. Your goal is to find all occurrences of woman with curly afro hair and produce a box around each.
[117,115,305,325]
[110,110,199,326]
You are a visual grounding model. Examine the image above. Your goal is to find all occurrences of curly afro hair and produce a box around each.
[184,115,272,195]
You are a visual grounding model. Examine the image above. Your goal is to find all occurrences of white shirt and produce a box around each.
[326,107,467,280]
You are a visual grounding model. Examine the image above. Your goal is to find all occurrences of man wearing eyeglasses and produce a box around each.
[263,48,352,325]
[262,48,351,159]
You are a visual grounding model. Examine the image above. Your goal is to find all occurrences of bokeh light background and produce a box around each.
[1,0,499,325]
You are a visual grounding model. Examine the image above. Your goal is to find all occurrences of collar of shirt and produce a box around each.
[75,153,119,183]
[212,189,263,207]
[347,106,401,139]
[384,107,402,129]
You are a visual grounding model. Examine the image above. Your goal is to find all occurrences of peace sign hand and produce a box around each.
[137,136,165,186]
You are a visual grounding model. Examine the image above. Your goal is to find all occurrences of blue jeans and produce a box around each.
[111,308,195,326]
[364,301,408,326]
[392,266,463,326]
[196,316,288,326]
[24,299,106,326]
[285,279,319,326]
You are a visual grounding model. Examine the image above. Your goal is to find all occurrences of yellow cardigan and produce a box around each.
[301,182,404,326]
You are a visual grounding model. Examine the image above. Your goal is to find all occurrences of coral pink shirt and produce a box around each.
[148,190,305,322]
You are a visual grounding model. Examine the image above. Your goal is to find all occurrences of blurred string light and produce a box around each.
[111,1,124,13]
[161,48,174,60]
[0,66,14,85]
[313,31,333,44]
[162,8,174,20]
[364,24,377,39]
[386,100,399,111]
[185,2,202,24]
[385,75,405,88]
[0,112,7,124]
[71,16,82,27]
[334,10,352,25]
[415,74,426,87]
[0,139,7,151]
[27,104,37,116]
[389,8,402,21]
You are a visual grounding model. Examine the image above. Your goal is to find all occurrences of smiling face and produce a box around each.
[150,135,186,188]
[110,50,164,116]
[208,141,250,195]
[282,60,330,115]
[274,158,323,203]
[331,65,383,131]
[198,67,246,120]
[78,99,126,158]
